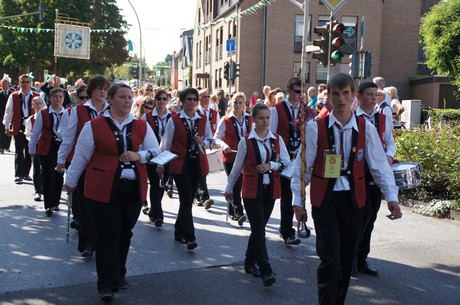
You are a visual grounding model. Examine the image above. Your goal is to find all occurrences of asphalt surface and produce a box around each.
[0,149,459,305]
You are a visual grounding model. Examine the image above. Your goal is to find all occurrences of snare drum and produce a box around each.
[390,162,421,190]
[206,148,224,173]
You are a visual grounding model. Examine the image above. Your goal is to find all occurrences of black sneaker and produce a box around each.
[237,215,246,226]
[70,219,80,230]
[98,290,114,302]
[174,235,186,244]
[244,264,261,277]
[186,239,197,251]
[262,272,276,287]
[14,176,23,183]
[45,208,53,217]
[81,246,94,258]
[282,235,301,246]
[119,277,128,289]
[153,218,163,227]
[22,175,32,181]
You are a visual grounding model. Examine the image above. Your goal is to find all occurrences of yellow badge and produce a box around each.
[324,153,341,178]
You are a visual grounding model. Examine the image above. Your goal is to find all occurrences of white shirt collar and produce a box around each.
[329,111,359,132]
[84,99,110,112]
[248,129,277,141]
[152,108,171,118]
[228,111,249,119]
[355,107,377,118]
[179,110,200,120]
[103,111,137,127]
[48,106,65,115]
[285,98,300,109]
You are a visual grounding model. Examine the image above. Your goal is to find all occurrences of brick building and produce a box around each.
[186,0,441,100]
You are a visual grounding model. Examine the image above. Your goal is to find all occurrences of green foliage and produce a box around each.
[0,0,129,79]
[420,0,460,89]
[421,108,460,127]
[394,126,460,202]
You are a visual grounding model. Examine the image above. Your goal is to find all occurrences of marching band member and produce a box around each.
[142,89,172,227]
[57,75,111,257]
[29,88,66,216]
[355,81,396,276]
[292,73,401,305]
[225,103,290,286]
[214,92,251,225]
[159,88,215,251]
[194,88,220,209]
[65,83,160,302]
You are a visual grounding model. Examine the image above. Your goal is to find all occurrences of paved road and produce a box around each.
[0,149,459,304]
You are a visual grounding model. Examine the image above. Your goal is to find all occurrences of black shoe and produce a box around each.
[45,208,53,217]
[0,148,4,154]
[237,215,246,226]
[166,189,173,198]
[186,239,197,250]
[174,235,187,244]
[34,193,42,201]
[244,264,261,278]
[151,218,163,227]
[282,235,301,246]
[98,290,114,302]
[53,205,60,212]
[357,260,378,276]
[81,246,94,257]
[5,149,10,152]
[204,199,214,210]
[14,176,23,183]
[70,219,80,230]
[193,200,203,207]
[142,206,150,215]
[262,272,276,287]
[119,277,128,289]
[22,175,32,181]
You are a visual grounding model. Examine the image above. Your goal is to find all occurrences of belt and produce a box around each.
[262,184,270,189]
[120,178,136,183]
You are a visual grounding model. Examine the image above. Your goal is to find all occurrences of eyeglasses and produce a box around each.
[186,97,197,101]
[143,105,153,110]
[292,89,302,94]
[145,89,154,92]
[20,80,30,84]
[78,96,90,100]
[157,96,168,101]
[200,95,210,98]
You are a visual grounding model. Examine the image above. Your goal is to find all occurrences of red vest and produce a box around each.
[66,105,93,163]
[36,109,56,156]
[311,116,367,208]
[11,91,39,135]
[84,117,148,204]
[200,108,218,134]
[273,102,291,145]
[145,112,171,142]
[374,112,386,151]
[241,134,281,200]
[222,115,253,163]
[169,114,209,176]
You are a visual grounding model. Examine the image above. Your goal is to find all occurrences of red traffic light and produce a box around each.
[331,37,345,48]
[332,23,345,35]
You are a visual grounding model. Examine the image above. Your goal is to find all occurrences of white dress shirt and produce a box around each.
[291,112,398,207]
[214,111,250,144]
[197,105,220,132]
[141,108,172,141]
[57,100,109,164]
[160,110,214,152]
[3,90,34,127]
[28,106,66,155]
[225,129,290,193]
[355,107,396,158]
[269,99,300,134]
[65,112,160,189]
[378,95,394,132]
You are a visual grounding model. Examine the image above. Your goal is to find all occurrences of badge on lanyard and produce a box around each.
[323,145,341,178]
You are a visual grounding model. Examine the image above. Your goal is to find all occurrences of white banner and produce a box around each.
[54,23,90,59]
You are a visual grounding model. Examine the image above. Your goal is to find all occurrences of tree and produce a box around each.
[0,0,129,80]
[420,0,460,90]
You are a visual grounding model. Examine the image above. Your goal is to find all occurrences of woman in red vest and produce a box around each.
[159,87,215,251]
[64,83,160,302]
[215,92,252,225]
[224,103,289,287]
[29,88,66,216]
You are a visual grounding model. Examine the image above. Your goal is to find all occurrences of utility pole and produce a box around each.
[290,0,310,91]
[127,0,142,86]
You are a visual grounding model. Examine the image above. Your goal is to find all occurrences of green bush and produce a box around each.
[421,109,460,128]
[394,126,460,202]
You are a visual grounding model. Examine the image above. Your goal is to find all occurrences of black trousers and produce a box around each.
[32,155,43,195]
[195,174,210,203]
[224,162,244,217]
[279,176,295,238]
[356,184,382,262]
[312,191,363,305]
[146,163,169,220]
[75,171,96,253]
[40,142,63,210]
[0,122,8,150]
[243,188,275,277]
[173,157,200,242]
[86,180,142,293]
[14,132,31,178]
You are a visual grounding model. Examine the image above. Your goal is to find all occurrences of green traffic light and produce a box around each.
[331,51,343,61]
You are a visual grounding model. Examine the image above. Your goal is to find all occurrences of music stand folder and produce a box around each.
[151,151,178,166]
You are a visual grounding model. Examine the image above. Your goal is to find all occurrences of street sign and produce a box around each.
[321,0,347,13]
[344,27,355,37]
[226,39,236,52]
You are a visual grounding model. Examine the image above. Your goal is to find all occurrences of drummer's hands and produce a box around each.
[387,201,402,220]
[120,151,141,162]
[193,136,205,147]
[386,156,394,165]
[293,206,306,223]
[222,143,231,154]
[256,162,271,174]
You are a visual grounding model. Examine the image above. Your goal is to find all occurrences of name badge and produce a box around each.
[323,149,341,178]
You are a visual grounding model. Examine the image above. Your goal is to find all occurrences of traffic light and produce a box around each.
[330,21,345,65]
[312,23,330,66]
[132,63,139,79]
[224,62,230,80]
[363,52,372,78]
[349,52,359,79]
[231,62,239,80]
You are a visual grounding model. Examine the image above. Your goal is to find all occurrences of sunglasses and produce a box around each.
[144,105,153,110]
[157,96,168,101]
[20,80,30,84]
[200,95,210,98]
[186,97,197,101]
[292,89,302,94]
[145,89,154,92]
[78,96,90,100]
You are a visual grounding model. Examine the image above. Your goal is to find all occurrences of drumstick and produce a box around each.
[231,150,238,153]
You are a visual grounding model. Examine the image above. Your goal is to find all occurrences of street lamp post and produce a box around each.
[127,0,142,86]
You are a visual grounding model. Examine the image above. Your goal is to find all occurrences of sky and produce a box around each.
[116,0,197,67]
